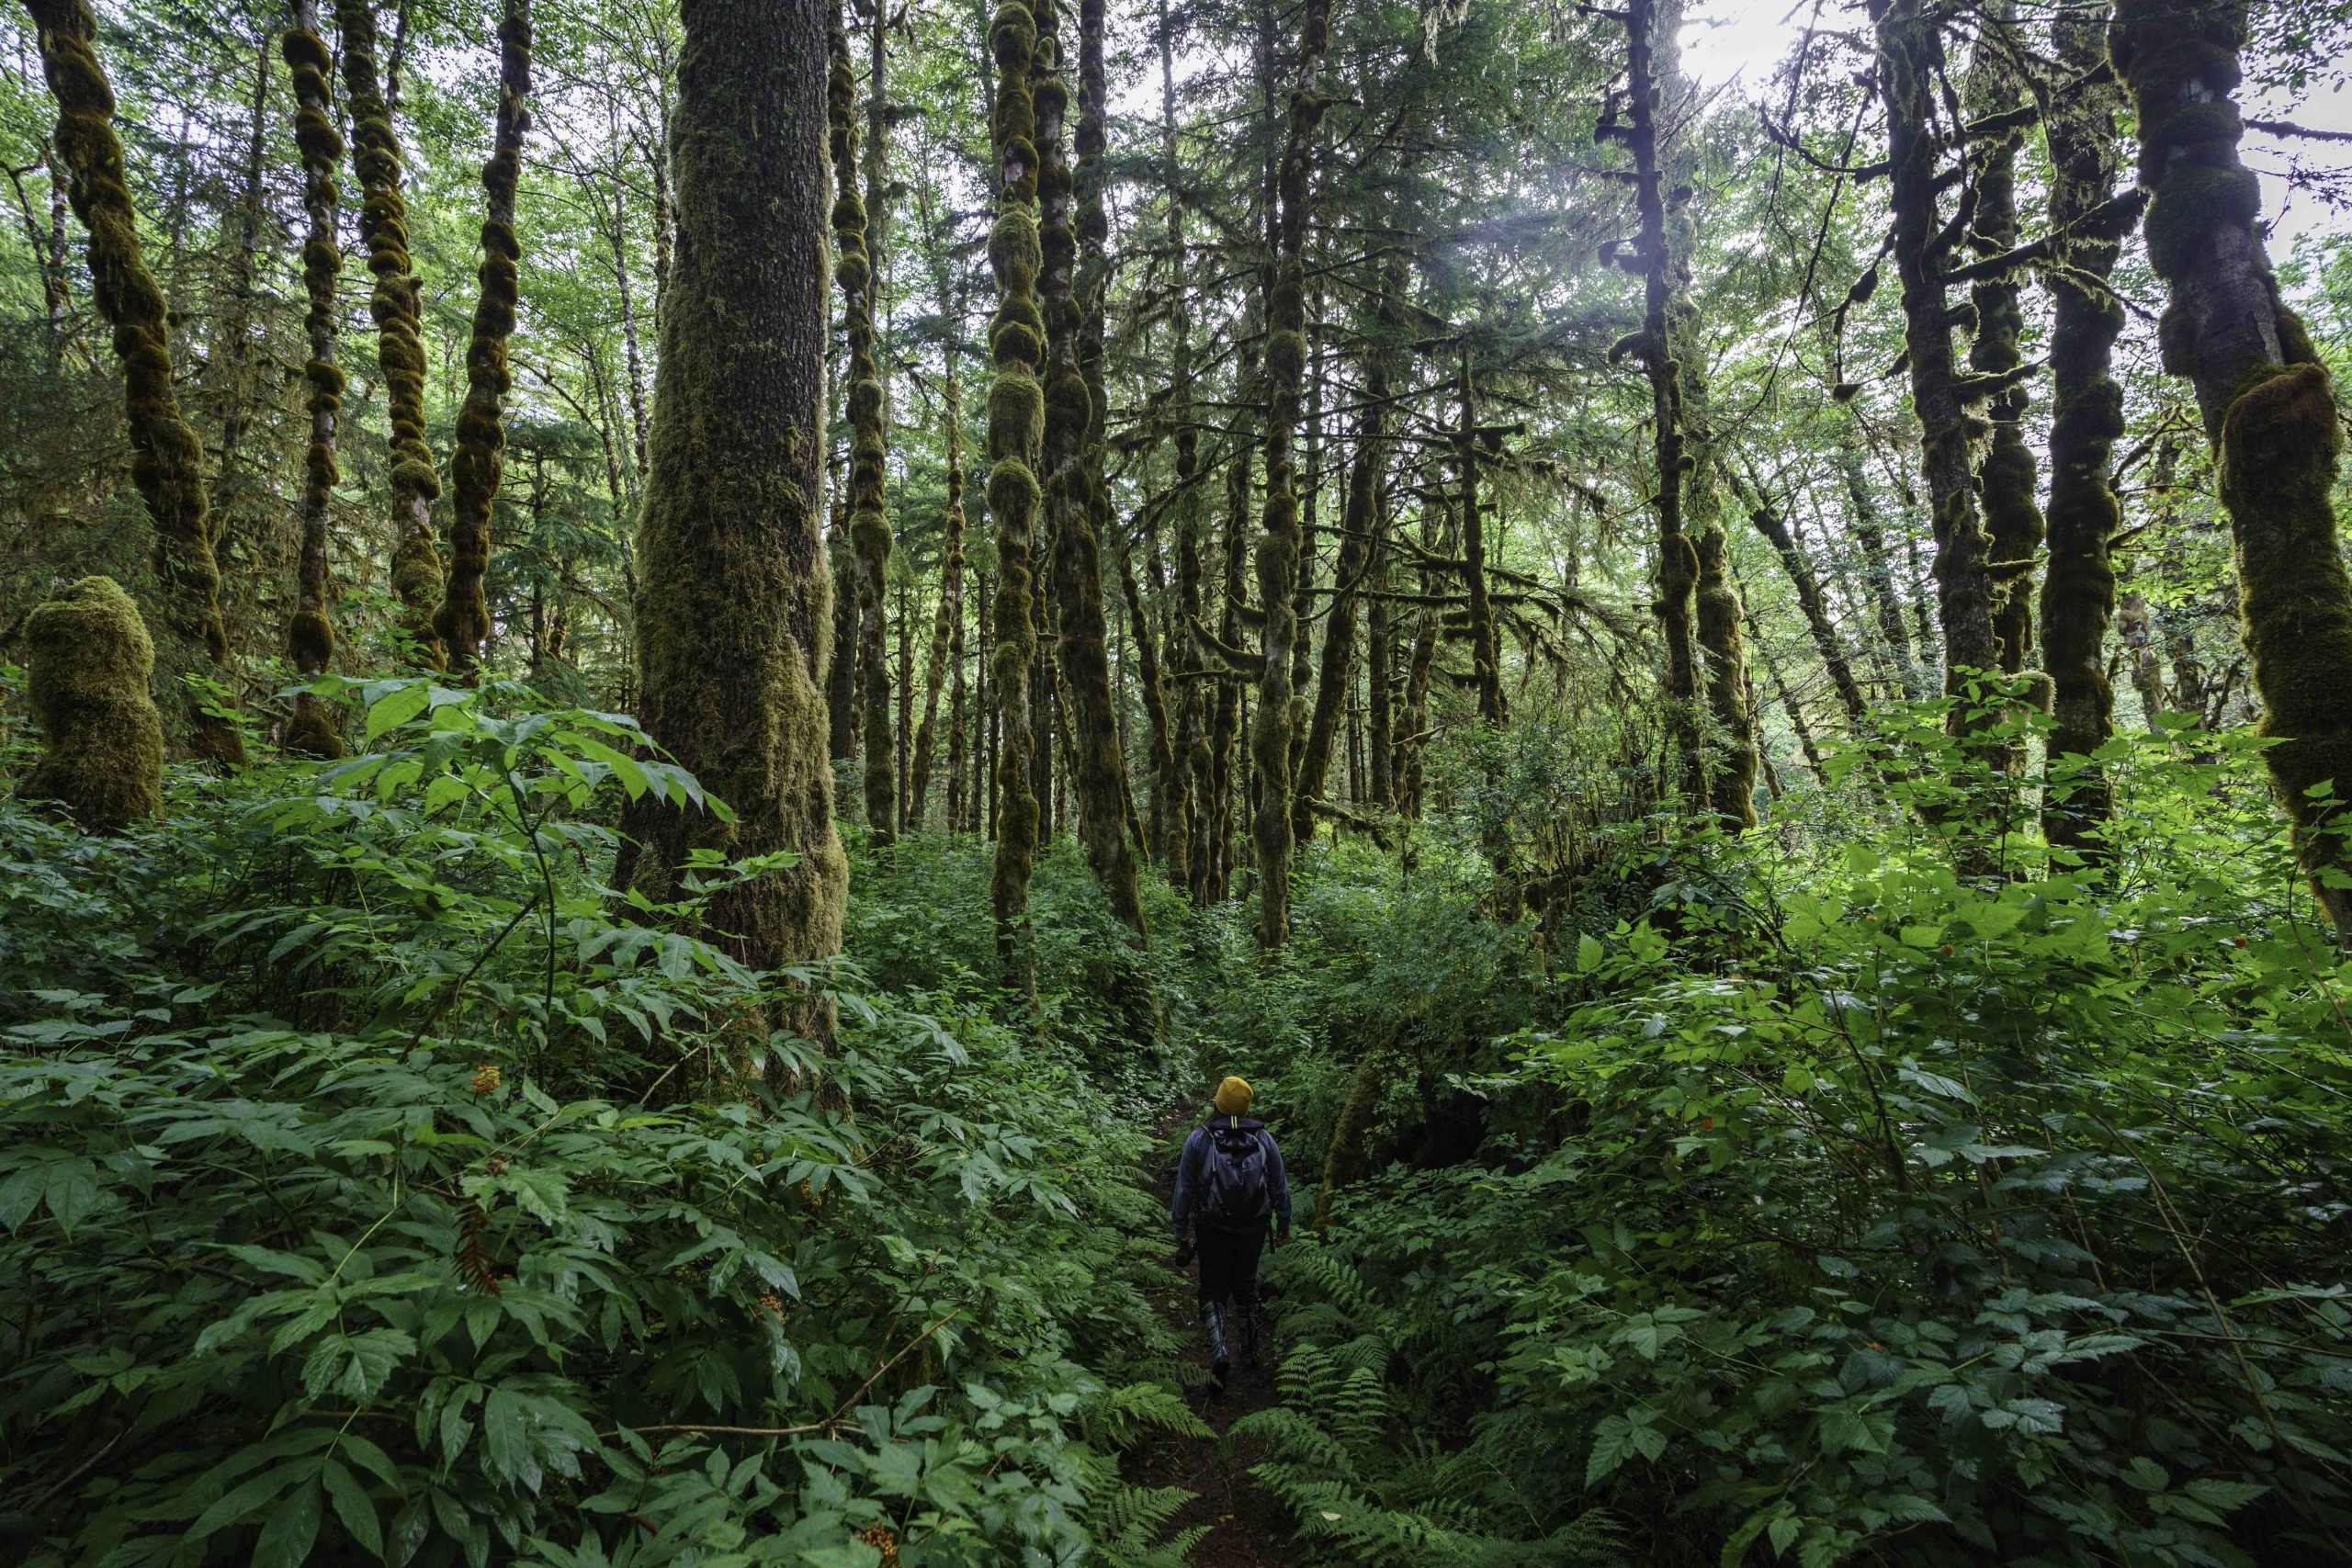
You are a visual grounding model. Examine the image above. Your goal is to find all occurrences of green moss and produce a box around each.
[2143,163,2262,279]
[18,577,165,831]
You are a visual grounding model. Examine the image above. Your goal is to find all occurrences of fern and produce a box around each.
[1084,1378,1215,1447]
[1086,1482,1210,1568]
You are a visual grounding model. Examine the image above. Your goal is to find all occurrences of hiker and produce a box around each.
[1170,1075,1292,1387]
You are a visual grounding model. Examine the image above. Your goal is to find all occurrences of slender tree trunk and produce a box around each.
[1963,5,2045,682]
[830,1,897,846]
[616,0,847,1021]
[23,0,245,764]
[911,355,967,828]
[2037,6,2134,853]
[1615,0,1702,807]
[1365,491,1393,808]
[612,175,652,483]
[211,28,271,542]
[1876,0,2001,727]
[2116,0,2352,942]
[1749,599,1825,778]
[986,0,1047,978]
[284,6,345,757]
[334,0,442,665]
[1294,276,1395,842]
[1250,0,1332,946]
[1727,465,1868,728]
[1840,439,1924,699]
[435,0,532,672]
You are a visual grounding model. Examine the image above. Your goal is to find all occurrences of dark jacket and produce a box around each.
[1170,1113,1292,1238]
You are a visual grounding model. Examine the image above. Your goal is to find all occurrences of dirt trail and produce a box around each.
[1129,1120,1295,1566]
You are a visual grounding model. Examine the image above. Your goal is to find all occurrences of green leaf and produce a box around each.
[366,682,432,741]
[43,1158,100,1235]
[322,1459,385,1559]
[1577,933,1604,974]
[252,1478,322,1568]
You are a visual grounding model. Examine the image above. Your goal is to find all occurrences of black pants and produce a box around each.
[1196,1220,1268,1314]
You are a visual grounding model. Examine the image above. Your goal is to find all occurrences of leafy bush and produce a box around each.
[0,679,1197,1566]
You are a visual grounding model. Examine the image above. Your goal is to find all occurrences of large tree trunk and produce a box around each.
[435,0,532,672]
[283,6,345,758]
[985,0,1047,979]
[2115,0,2352,942]
[617,0,847,1020]
[22,0,244,765]
[829,1,896,845]
[334,0,443,667]
[2037,6,2134,853]
[1039,0,1144,934]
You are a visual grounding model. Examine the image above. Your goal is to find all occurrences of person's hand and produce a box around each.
[1173,1241,1194,1268]
[1270,1228,1286,1250]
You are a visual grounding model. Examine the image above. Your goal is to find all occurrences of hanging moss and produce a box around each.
[435,0,533,673]
[19,577,165,832]
[617,0,847,1024]
[23,0,244,766]
[283,8,345,757]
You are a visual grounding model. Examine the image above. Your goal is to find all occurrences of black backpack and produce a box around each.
[1202,1117,1272,1227]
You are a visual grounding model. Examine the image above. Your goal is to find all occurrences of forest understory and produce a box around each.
[5,0,2352,1563]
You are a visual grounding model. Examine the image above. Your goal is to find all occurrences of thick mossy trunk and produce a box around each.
[910,356,965,828]
[2115,0,2352,941]
[23,0,244,766]
[828,3,896,847]
[1962,8,2044,683]
[334,0,442,667]
[1877,0,2000,726]
[435,0,532,673]
[2037,8,2133,853]
[986,0,1047,977]
[282,6,344,758]
[1036,0,1143,936]
[19,577,164,832]
[1677,324,1758,829]
[1250,0,1331,948]
[617,0,847,1019]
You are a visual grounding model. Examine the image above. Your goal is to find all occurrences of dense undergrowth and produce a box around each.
[5,679,2351,1567]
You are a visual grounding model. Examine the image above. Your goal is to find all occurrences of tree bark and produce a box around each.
[616,0,848,1018]
[284,6,345,757]
[334,0,442,666]
[22,0,244,764]
[2115,0,2352,941]
[435,0,533,672]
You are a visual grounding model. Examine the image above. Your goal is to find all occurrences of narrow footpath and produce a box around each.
[1127,1120,1295,1566]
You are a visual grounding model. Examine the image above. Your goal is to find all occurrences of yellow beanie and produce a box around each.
[1214,1076,1253,1116]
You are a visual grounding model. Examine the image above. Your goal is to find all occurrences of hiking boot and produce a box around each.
[1241,1305,1261,1369]
[1204,1302,1229,1392]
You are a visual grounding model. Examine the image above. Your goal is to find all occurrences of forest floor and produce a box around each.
[1132,1118,1295,1566]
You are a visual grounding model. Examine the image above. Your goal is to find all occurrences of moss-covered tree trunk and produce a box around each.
[1962,8,2044,684]
[827,520,859,761]
[1159,0,1202,896]
[1613,0,1702,809]
[18,577,164,831]
[910,354,966,829]
[829,0,896,847]
[435,0,532,673]
[1365,497,1394,808]
[2037,7,2133,853]
[22,0,245,766]
[616,0,847,1012]
[1035,0,1145,935]
[1250,0,1330,948]
[334,0,443,667]
[2115,0,2352,942]
[985,0,1047,977]
[283,5,345,758]
[1876,0,2001,728]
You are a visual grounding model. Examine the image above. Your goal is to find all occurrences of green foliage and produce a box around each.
[0,681,1187,1566]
